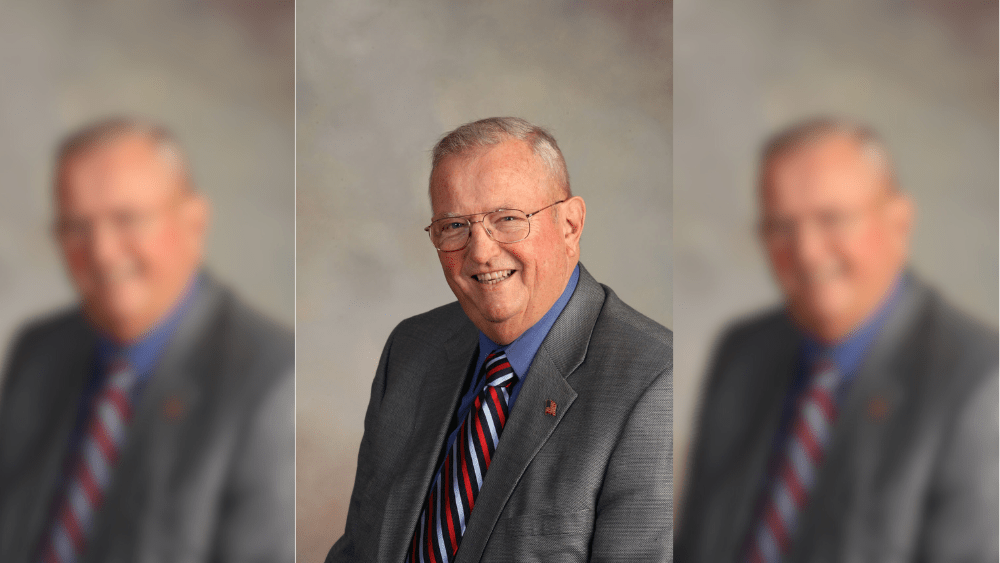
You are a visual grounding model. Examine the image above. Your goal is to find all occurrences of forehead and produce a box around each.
[761,135,882,213]
[430,139,552,215]
[57,136,180,209]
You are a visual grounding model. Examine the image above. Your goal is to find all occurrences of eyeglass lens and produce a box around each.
[431,209,530,250]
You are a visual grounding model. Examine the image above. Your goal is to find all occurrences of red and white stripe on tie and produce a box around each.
[745,360,840,563]
[406,350,517,563]
[39,360,135,563]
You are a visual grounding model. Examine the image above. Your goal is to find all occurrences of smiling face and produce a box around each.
[56,134,208,342]
[430,138,585,344]
[759,134,913,342]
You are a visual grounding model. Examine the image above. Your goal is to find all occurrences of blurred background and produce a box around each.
[0,0,294,373]
[295,1,671,560]
[674,0,997,513]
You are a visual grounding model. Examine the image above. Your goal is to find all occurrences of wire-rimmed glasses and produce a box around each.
[425,200,565,252]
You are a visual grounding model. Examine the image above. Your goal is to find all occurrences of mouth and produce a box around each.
[472,269,515,285]
[95,262,140,287]
[799,264,843,287]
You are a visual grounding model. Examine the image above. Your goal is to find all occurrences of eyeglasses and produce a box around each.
[54,197,185,247]
[425,200,565,252]
[759,208,872,246]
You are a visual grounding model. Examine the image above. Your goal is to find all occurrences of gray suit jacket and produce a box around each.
[0,274,294,563]
[677,275,999,563]
[327,264,673,562]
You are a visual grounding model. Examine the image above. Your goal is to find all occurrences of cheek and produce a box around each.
[438,253,465,277]
[766,244,796,278]
[840,229,884,276]
[62,245,94,281]
[135,227,185,276]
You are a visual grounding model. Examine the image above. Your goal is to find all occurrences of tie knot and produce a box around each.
[810,358,840,391]
[105,358,136,391]
[482,350,516,388]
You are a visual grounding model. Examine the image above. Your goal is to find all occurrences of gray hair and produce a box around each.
[760,116,897,190]
[431,117,571,196]
[56,116,192,189]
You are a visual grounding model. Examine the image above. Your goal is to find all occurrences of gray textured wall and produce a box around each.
[0,0,294,373]
[295,1,672,560]
[674,0,997,509]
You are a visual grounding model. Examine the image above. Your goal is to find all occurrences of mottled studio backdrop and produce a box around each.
[0,0,294,375]
[674,0,997,512]
[296,1,672,560]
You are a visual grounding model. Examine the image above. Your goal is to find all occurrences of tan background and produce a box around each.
[0,0,295,375]
[295,1,672,560]
[673,0,997,513]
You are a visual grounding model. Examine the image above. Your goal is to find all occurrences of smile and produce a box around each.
[473,270,515,285]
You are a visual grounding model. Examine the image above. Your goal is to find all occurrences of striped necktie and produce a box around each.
[406,350,518,563]
[39,359,137,563]
[744,359,840,563]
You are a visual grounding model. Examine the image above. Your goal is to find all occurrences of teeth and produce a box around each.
[475,270,514,284]
[97,262,139,285]
[800,264,842,287]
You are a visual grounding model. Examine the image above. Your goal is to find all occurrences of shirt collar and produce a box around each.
[802,271,908,376]
[97,271,203,378]
[477,264,581,377]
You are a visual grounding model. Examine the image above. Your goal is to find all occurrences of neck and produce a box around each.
[92,268,200,344]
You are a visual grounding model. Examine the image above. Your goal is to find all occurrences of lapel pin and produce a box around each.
[162,396,185,421]
[867,396,889,422]
[544,399,557,417]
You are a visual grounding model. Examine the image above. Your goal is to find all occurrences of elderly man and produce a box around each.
[677,118,998,562]
[327,117,672,563]
[0,118,294,563]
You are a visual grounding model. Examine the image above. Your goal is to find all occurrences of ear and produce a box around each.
[181,191,211,246]
[888,191,914,236]
[560,196,586,258]
[886,191,914,256]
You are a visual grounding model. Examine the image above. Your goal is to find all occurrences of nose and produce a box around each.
[791,220,827,270]
[87,220,125,272]
[465,220,501,264]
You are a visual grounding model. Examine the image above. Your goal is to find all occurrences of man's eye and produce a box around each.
[440,221,466,233]
[60,220,89,236]
[818,212,848,229]
[114,212,144,229]
[764,220,793,236]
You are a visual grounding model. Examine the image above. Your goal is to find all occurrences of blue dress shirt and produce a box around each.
[65,273,202,468]
[759,272,907,497]
[439,265,580,467]
[94,273,203,395]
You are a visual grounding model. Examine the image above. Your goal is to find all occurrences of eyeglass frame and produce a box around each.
[424,199,566,252]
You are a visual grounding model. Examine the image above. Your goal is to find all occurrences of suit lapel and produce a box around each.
[453,265,602,563]
[83,274,226,561]
[791,276,930,561]
[717,319,800,562]
[5,316,96,562]
[379,323,478,563]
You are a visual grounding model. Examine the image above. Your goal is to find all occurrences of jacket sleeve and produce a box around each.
[590,367,673,562]
[917,371,999,563]
[212,367,296,563]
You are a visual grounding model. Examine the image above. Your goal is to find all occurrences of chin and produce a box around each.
[475,306,518,325]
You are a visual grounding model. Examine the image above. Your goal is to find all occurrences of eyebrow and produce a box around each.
[432,205,518,221]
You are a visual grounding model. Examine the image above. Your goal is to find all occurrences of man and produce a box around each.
[677,118,998,562]
[0,118,294,563]
[327,117,673,562]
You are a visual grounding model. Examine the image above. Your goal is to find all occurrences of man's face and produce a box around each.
[760,135,912,342]
[430,139,585,345]
[56,135,208,342]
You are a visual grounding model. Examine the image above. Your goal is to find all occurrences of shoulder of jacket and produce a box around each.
[391,301,472,344]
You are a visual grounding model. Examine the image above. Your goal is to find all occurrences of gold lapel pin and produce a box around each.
[162,396,185,421]
[544,399,557,417]
[867,396,889,422]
